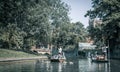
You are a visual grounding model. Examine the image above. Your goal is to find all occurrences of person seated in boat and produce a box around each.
[53,55,58,59]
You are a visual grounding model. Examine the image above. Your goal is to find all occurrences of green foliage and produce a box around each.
[0,49,39,58]
[85,0,120,47]
[0,0,87,51]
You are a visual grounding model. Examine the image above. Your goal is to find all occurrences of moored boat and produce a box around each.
[50,52,66,62]
[92,59,108,63]
[91,55,108,63]
[50,58,65,62]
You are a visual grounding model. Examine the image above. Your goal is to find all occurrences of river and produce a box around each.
[0,58,120,72]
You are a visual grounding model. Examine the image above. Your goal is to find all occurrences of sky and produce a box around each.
[63,0,92,27]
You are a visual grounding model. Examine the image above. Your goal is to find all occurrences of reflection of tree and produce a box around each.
[49,62,53,72]
[35,60,52,72]
[0,61,36,72]
[20,61,36,72]
[35,60,41,72]
[0,63,22,72]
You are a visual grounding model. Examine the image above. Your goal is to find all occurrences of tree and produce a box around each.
[0,0,88,52]
[0,0,71,50]
[85,0,120,58]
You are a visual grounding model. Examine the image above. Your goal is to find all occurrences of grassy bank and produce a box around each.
[0,49,40,58]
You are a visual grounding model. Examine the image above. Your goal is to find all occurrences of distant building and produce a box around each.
[93,19,102,28]
[89,18,102,28]
[86,37,94,44]
[31,45,51,55]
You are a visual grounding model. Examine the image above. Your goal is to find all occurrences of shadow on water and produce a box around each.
[110,59,120,72]
[0,58,119,72]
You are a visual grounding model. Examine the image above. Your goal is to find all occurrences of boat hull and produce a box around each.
[91,59,108,63]
[50,59,65,62]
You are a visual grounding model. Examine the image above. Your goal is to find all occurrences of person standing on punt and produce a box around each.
[58,47,62,54]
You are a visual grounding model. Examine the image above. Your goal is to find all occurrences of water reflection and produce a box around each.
[78,59,109,72]
[110,60,120,72]
[0,60,36,72]
[0,59,119,72]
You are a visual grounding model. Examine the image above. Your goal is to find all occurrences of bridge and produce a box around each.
[77,42,96,58]
[78,43,96,51]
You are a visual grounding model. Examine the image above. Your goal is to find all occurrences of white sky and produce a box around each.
[63,0,92,27]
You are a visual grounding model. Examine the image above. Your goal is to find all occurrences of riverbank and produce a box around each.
[0,49,48,62]
[0,56,48,62]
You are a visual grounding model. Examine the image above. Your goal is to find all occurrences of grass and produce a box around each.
[0,49,40,58]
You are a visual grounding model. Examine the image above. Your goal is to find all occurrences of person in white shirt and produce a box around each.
[58,47,62,54]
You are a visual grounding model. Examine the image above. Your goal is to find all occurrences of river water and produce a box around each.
[0,58,120,72]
